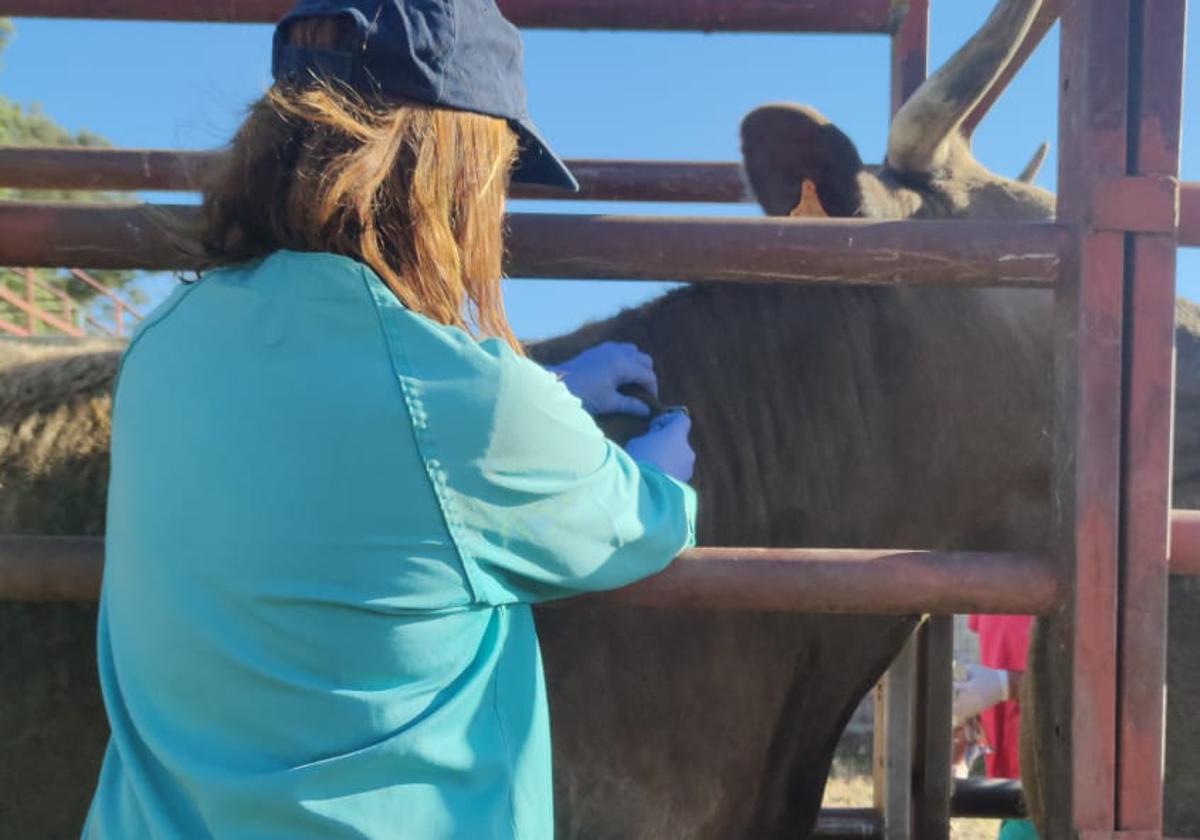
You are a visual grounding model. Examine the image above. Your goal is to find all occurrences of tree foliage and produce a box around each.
[0,19,140,338]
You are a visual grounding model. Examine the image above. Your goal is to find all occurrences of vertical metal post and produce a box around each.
[1118,0,1185,832]
[1041,1,1130,836]
[874,633,916,840]
[912,616,953,838]
[22,268,36,333]
[871,5,930,836]
[890,0,929,116]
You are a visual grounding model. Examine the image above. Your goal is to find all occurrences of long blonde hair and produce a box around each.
[199,17,522,350]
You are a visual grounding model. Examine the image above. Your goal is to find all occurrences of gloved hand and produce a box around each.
[549,342,658,417]
[624,411,695,483]
[952,662,1011,726]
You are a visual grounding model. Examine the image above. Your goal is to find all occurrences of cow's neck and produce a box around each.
[532,282,1053,553]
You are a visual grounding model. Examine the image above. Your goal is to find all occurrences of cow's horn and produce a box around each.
[1017,142,1050,183]
[886,0,1042,174]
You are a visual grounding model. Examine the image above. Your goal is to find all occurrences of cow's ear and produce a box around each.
[740,104,865,218]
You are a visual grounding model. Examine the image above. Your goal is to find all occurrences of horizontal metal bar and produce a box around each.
[0,536,1061,613]
[1170,508,1200,574]
[21,266,74,309]
[21,151,1188,236]
[0,280,82,336]
[67,268,144,321]
[606,547,1062,613]
[507,214,1065,287]
[0,314,31,336]
[812,808,883,839]
[950,778,1025,820]
[516,161,747,201]
[1091,175,1179,234]
[0,147,750,203]
[5,151,1190,237]
[8,524,1189,609]
[0,147,216,193]
[814,791,1033,839]
[0,0,898,32]
[0,536,101,600]
[0,201,1069,287]
[1181,182,1200,247]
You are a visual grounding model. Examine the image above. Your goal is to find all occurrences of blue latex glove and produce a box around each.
[549,342,658,417]
[624,411,695,483]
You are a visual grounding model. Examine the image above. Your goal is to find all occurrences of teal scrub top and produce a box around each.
[83,250,697,839]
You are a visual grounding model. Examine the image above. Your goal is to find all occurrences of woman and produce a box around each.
[82,2,696,837]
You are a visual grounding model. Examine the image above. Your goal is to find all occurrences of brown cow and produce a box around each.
[2,0,1199,836]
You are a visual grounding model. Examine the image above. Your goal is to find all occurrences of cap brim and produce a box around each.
[510,120,579,192]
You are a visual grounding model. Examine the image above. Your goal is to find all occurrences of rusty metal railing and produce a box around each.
[0,536,1061,614]
[0,268,82,336]
[0,0,900,31]
[0,148,754,204]
[11,508,1200,608]
[0,202,1068,286]
[0,267,142,338]
[3,147,1196,253]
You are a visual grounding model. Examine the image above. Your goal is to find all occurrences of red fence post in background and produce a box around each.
[4,268,84,337]
[22,267,36,333]
[67,268,144,338]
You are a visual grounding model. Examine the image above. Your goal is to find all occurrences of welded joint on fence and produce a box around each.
[885,0,915,34]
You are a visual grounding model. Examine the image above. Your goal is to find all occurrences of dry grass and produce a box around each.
[822,772,1001,840]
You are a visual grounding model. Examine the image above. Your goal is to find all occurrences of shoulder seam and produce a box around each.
[357,265,490,605]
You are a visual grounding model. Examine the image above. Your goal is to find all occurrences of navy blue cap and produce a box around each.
[272,0,578,191]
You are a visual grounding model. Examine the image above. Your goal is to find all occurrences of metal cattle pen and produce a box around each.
[0,1,1196,838]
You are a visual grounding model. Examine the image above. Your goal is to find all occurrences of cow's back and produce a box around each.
[0,346,118,838]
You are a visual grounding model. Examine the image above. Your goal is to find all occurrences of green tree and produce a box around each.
[0,18,140,338]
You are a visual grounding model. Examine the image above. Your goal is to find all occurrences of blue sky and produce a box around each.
[3,5,1198,339]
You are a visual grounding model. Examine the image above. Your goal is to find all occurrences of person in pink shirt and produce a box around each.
[955,614,1036,840]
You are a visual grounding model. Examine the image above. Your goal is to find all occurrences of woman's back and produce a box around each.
[86,250,694,838]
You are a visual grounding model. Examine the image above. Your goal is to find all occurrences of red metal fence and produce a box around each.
[0,0,901,31]
[0,1,1195,838]
[0,267,142,338]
